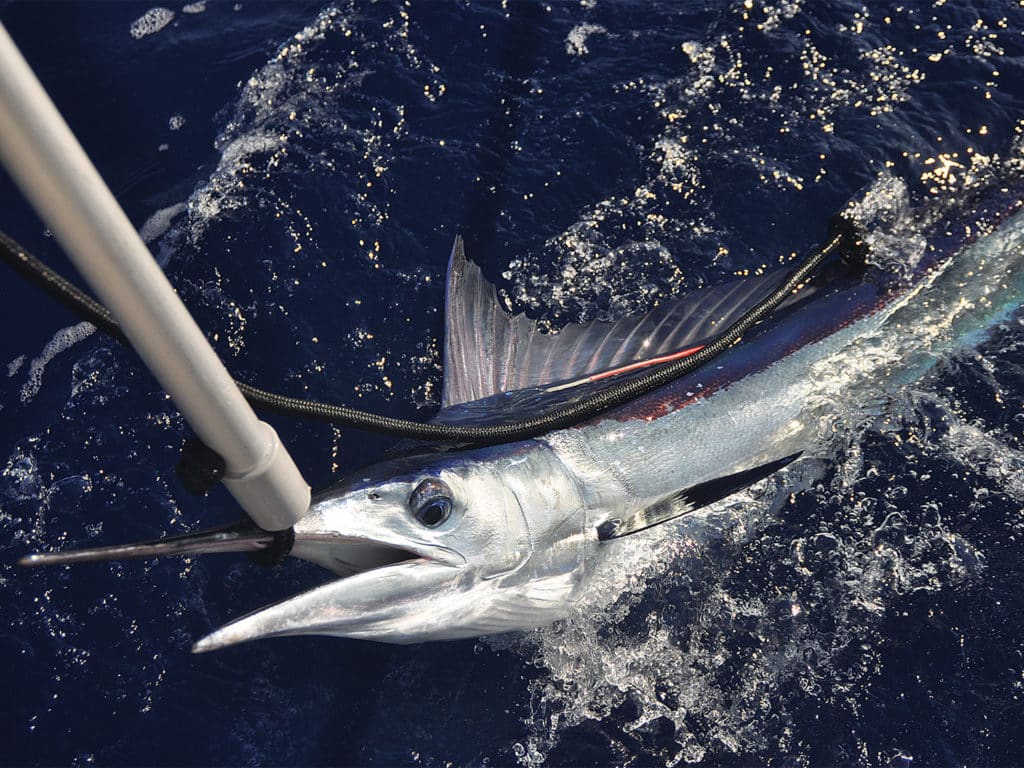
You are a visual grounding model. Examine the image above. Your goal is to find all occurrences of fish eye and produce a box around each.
[410,479,453,528]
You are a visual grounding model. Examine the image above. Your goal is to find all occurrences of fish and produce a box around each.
[20,175,1024,653]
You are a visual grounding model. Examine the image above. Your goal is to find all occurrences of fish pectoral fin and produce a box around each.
[598,453,801,540]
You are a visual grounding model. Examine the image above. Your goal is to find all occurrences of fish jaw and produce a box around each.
[192,560,468,651]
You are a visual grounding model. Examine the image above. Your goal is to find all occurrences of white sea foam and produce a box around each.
[129,8,175,40]
[565,23,606,56]
[7,355,25,378]
[19,322,96,403]
[139,202,186,244]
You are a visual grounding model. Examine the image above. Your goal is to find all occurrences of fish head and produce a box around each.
[292,448,535,581]
[193,439,591,650]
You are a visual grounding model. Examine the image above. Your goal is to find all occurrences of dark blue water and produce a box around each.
[2,1,1024,765]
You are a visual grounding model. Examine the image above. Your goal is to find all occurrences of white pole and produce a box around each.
[0,22,309,531]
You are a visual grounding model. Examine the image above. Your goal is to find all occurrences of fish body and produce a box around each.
[191,179,1024,651]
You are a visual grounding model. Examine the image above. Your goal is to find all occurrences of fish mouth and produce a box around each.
[193,512,468,651]
[288,515,466,575]
[19,515,467,651]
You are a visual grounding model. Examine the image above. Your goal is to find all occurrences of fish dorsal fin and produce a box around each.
[597,453,800,540]
[443,236,537,407]
[442,237,794,407]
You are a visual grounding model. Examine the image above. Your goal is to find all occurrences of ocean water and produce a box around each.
[1,1,1024,765]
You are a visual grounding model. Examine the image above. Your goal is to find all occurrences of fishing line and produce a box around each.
[0,220,865,446]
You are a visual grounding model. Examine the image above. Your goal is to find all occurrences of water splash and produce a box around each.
[500,164,1024,766]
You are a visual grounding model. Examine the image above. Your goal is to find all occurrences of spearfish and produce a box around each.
[21,176,1024,652]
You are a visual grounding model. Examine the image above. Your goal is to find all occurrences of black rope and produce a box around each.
[0,226,856,446]
[0,230,127,343]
